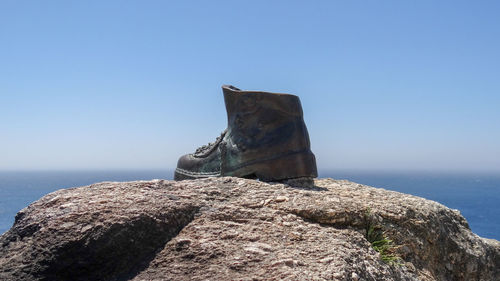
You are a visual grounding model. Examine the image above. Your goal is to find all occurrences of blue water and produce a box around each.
[0,170,499,240]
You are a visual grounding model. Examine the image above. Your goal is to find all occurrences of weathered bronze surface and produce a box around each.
[174,85,317,181]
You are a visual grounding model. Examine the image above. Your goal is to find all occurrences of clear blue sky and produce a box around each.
[1,1,499,171]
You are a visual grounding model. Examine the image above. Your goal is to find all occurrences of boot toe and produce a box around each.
[174,153,222,180]
[174,154,194,180]
[175,154,196,172]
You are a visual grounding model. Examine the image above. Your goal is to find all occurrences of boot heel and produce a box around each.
[251,151,317,182]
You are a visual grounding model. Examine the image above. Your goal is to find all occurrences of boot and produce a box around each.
[174,85,317,182]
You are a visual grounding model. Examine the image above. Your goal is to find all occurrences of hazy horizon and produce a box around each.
[1,1,499,172]
[1,168,499,175]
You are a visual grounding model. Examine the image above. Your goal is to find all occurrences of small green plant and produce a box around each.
[364,208,402,266]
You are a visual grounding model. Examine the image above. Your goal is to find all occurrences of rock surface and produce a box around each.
[0,177,498,281]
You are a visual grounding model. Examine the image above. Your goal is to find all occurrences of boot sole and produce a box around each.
[174,169,219,181]
[174,150,317,182]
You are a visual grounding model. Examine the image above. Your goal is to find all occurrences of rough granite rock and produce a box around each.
[0,178,498,281]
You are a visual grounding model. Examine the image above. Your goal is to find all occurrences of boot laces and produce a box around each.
[194,130,227,155]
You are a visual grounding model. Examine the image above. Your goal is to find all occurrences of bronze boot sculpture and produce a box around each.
[174,85,317,182]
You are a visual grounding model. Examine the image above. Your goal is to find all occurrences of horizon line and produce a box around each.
[0,168,499,174]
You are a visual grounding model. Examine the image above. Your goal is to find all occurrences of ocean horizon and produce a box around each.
[1,170,499,240]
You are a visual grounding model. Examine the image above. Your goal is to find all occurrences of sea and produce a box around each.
[0,170,499,240]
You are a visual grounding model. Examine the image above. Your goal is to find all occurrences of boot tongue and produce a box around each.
[222,85,241,91]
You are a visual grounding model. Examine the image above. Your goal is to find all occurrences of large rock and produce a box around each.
[0,178,498,281]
